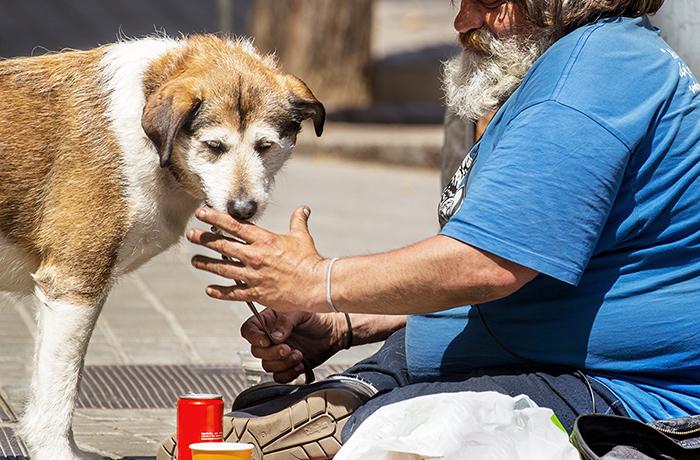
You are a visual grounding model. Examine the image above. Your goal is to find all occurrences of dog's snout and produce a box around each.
[227,198,258,221]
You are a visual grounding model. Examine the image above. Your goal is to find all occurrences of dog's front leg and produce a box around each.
[19,284,105,460]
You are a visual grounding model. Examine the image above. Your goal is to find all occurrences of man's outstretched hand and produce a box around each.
[241,310,348,383]
[187,206,327,313]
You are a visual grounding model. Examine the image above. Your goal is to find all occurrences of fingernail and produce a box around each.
[205,287,214,295]
[258,339,267,347]
[279,348,287,358]
[272,331,284,340]
[186,229,194,239]
[292,351,302,361]
[196,208,207,218]
[303,207,310,217]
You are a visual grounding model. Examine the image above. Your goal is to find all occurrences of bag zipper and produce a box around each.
[653,424,700,436]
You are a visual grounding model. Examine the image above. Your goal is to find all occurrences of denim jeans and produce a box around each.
[340,328,630,442]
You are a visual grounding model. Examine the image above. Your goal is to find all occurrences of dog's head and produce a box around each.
[141,36,325,221]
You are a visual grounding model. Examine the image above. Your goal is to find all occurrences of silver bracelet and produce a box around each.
[325,257,340,312]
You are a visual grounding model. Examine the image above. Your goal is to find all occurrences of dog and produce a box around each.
[0,34,324,459]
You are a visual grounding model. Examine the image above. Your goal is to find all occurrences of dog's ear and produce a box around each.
[283,75,326,137]
[142,79,202,167]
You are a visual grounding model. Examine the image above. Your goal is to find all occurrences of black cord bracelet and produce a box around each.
[343,312,353,350]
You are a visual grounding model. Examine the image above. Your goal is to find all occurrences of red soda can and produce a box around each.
[177,393,224,460]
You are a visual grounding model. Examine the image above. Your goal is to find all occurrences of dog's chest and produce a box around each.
[115,186,198,274]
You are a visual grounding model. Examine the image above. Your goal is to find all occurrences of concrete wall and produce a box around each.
[653,0,700,75]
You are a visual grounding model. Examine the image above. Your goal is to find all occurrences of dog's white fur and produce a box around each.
[104,38,200,273]
[22,288,105,460]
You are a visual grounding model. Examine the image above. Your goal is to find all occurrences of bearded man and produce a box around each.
[185,0,700,455]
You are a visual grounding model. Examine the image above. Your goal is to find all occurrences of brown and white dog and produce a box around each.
[0,35,324,459]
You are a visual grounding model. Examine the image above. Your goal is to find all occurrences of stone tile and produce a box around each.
[73,409,176,459]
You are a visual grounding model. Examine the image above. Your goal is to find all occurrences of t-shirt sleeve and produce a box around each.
[441,100,631,285]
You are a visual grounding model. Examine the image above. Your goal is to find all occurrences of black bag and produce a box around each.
[571,414,700,459]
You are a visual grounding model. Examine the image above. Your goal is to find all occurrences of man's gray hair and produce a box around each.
[513,0,665,36]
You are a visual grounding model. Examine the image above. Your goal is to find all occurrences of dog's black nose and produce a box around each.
[227,198,258,220]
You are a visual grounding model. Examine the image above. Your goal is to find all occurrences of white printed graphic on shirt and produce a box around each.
[438,144,480,227]
[661,47,700,95]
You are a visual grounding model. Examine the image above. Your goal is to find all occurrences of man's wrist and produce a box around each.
[306,257,330,313]
[344,314,407,346]
[327,312,351,354]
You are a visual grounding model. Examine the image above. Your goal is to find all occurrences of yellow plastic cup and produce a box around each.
[190,442,254,460]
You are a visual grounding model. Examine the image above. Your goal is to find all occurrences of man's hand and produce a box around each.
[188,205,536,316]
[187,206,327,312]
[241,310,348,383]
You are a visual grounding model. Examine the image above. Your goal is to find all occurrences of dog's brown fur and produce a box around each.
[0,48,127,303]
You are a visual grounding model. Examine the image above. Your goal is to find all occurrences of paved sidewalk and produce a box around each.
[0,156,440,458]
[296,122,445,168]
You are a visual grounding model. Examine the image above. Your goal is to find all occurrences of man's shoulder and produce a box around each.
[505,16,683,144]
[562,17,670,82]
[503,21,607,112]
[517,17,667,102]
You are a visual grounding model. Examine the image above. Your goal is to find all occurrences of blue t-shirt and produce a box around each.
[407,16,700,423]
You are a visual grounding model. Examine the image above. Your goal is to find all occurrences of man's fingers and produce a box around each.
[260,309,297,343]
[260,352,304,373]
[273,364,305,383]
[241,315,272,347]
[289,206,311,235]
[191,256,250,282]
[195,207,267,243]
[205,284,256,302]
[187,228,249,260]
[251,345,303,366]
[250,343,290,360]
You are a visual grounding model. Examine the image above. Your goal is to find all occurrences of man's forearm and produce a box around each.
[346,314,407,346]
[331,235,536,315]
[188,207,536,316]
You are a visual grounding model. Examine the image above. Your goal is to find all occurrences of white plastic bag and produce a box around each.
[335,391,580,460]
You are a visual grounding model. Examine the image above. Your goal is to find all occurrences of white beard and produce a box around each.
[443,29,553,122]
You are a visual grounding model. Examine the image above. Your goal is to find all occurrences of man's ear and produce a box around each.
[142,79,202,167]
[283,75,326,137]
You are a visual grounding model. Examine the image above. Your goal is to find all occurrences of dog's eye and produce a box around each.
[203,140,226,154]
[255,140,273,154]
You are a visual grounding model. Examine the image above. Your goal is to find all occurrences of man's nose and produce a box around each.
[454,0,484,33]
[227,198,258,221]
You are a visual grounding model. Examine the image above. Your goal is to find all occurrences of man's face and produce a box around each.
[444,0,553,121]
[455,0,529,42]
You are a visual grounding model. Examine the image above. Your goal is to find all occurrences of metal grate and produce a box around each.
[0,427,29,459]
[78,364,346,410]
[0,394,16,423]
